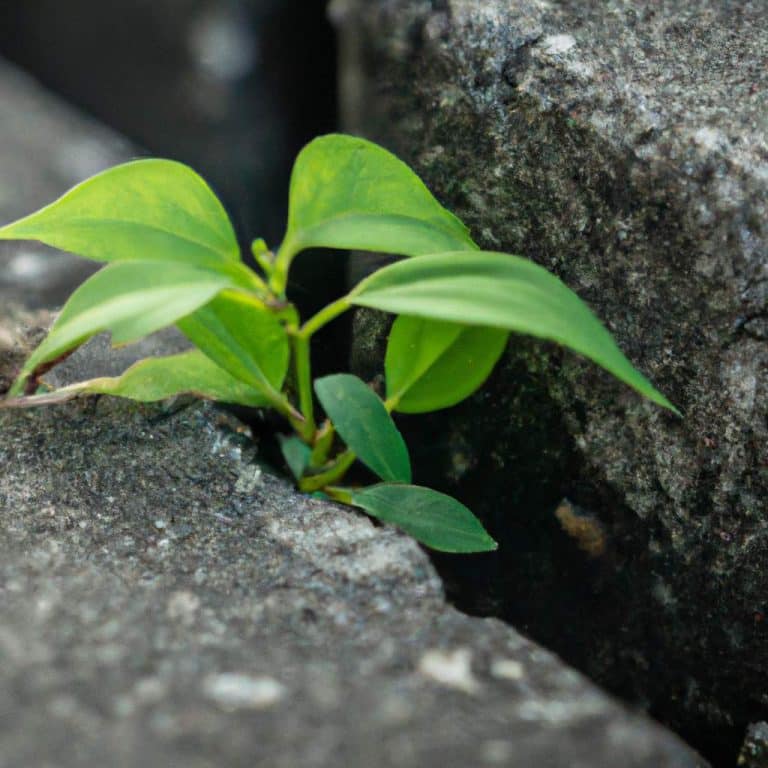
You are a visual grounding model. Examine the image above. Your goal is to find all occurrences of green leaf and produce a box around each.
[0,159,257,288]
[314,373,411,483]
[3,350,272,408]
[274,135,477,288]
[350,251,678,413]
[278,435,313,481]
[177,291,289,406]
[10,261,229,396]
[348,483,497,553]
[385,316,508,413]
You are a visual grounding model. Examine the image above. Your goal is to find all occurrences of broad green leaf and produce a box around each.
[0,159,256,288]
[177,290,289,405]
[3,350,272,408]
[314,373,411,483]
[278,435,313,481]
[274,135,477,287]
[385,316,508,413]
[350,251,678,413]
[10,261,229,396]
[348,483,497,553]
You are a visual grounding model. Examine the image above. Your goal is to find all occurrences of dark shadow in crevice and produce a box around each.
[397,349,748,767]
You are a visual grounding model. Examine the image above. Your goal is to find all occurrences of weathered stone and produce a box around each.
[0,306,53,393]
[0,321,706,767]
[335,0,767,759]
[739,723,768,768]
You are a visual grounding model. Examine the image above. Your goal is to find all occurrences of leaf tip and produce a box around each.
[645,386,682,418]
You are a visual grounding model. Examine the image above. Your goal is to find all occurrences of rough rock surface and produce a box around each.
[739,723,768,768]
[334,0,767,759]
[0,327,706,767]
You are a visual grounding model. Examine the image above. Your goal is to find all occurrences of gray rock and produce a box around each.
[0,321,705,767]
[0,306,54,393]
[334,0,767,757]
[0,58,136,309]
[45,329,192,386]
[739,723,768,768]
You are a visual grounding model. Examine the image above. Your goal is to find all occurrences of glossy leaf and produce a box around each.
[0,159,256,288]
[10,261,229,396]
[177,291,290,405]
[348,483,497,553]
[314,373,411,483]
[279,434,312,481]
[3,350,272,408]
[350,251,678,413]
[385,316,508,413]
[274,135,477,286]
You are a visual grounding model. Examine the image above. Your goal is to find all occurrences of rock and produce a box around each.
[0,306,55,393]
[0,59,135,308]
[202,673,287,711]
[45,329,192,386]
[0,319,705,767]
[334,0,767,760]
[739,723,768,768]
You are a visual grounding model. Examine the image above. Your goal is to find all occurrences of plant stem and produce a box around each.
[310,420,335,467]
[299,450,356,493]
[269,391,305,428]
[292,332,316,438]
[383,394,400,413]
[270,237,299,296]
[285,296,353,443]
[228,261,270,296]
[298,296,352,340]
[325,486,354,505]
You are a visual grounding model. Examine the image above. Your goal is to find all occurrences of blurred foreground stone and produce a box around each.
[0,317,706,767]
[739,723,768,768]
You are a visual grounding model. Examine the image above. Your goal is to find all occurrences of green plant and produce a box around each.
[0,134,677,553]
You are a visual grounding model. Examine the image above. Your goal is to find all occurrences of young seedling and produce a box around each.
[0,134,678,553]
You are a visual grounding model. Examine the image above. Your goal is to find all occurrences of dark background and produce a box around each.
[0,0,338,241]
[0,0,341,333]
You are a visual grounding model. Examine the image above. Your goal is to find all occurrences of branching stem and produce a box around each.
[286,296,354,445]
[383,395,400,413]
[299,296,352,340]
[270,237,299,296]
[299,450,356,493]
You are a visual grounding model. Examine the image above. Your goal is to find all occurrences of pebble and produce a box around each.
[418,648,479,694]
[203,673,287,711]
[490,658,525,681]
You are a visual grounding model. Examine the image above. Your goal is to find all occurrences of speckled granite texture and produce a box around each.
[739,722,768,768]
[0,321,706,768]
[334,0,767,759]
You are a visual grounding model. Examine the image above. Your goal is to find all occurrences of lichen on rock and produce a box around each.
[336,0,768,759]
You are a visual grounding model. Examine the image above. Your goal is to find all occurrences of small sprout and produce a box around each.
[0,134,678,553]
